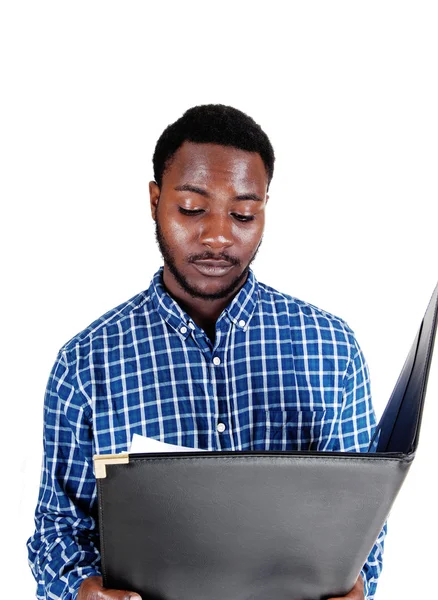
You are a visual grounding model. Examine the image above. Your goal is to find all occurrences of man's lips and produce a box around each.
[191,259,235,276]
[193,259,233,267]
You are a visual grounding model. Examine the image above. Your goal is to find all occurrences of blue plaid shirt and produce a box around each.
[27,266,386,599]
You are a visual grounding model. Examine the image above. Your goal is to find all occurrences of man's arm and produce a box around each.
[27,351,103,598]
[359,525,386,600]
[334,333,386,600]
[28,351,142,599]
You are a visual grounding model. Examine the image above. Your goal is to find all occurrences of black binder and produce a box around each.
[94,282,438,600]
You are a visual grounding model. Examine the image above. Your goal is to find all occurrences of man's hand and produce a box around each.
[327,574,364,600]
[77,575,142,599]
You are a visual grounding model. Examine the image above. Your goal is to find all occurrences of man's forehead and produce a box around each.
[166,141,267,188]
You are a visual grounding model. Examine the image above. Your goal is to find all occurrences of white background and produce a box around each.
[1,1,437,598]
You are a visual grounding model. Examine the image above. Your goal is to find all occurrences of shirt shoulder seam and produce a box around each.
[257,281,353,331]
[60,291,151,355]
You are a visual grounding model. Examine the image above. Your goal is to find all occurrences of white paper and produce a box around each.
[129,433,206,454]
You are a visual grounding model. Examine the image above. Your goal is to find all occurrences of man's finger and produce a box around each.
[78,575,142,599]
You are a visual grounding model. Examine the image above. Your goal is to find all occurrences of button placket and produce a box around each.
[209,327,233,450]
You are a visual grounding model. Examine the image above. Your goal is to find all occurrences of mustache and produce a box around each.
[188,252,240,266]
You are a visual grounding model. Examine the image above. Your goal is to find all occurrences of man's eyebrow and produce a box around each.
[174,185,263,202]
[174,184,209,197]
[234,193,263,202]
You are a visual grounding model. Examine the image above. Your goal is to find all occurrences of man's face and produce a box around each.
[149,141,269,301]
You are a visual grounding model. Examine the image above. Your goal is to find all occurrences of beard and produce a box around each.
[154,216,262,301]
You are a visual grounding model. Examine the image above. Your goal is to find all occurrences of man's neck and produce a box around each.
[162,266,247,335]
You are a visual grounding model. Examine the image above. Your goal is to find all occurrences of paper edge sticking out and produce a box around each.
[129,433,206,454]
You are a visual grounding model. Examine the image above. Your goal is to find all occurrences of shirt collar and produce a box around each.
[148,266,259,337]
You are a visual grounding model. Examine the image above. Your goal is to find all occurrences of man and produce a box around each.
[27,104,385,600]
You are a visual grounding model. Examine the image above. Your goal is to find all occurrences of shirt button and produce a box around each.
[238,319,246,327]
[188,322,195,330]
[217,422,226,433]
[213,356,221,365]
[180,326,187,334]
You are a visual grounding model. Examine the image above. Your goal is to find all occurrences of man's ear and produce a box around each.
[149,181,161,221]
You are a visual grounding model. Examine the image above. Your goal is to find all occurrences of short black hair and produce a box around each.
[152,104,275,189]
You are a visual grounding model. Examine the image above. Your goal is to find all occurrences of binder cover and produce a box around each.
[94,282,438,600]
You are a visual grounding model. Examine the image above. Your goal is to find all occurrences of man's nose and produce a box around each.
[199,213,233,249]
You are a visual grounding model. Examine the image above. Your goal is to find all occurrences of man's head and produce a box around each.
[149,104,275,305]
[152,104,275,191]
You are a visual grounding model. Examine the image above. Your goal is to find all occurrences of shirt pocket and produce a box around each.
[264,408,337,451]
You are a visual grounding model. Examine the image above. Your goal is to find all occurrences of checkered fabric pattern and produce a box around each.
[27,266,386,599]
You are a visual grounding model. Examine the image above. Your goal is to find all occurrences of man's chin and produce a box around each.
[169,265,249,301]
[177,279,244,301]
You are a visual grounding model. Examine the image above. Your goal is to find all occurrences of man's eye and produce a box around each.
[178,207,255,222]
[232,214,255,222]
[178,207,204,216]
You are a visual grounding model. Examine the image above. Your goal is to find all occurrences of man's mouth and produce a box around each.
[191,259,235,277]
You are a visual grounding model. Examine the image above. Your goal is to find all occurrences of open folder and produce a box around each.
[93,282,438,600]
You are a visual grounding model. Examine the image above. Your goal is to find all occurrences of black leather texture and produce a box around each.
[98,452,411,600]
[96,282,438,600]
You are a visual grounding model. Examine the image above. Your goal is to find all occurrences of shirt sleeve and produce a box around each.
[335,333,387,600]
[27,351,101,599]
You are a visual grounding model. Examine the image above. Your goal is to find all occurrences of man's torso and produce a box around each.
[60,268,361,456]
